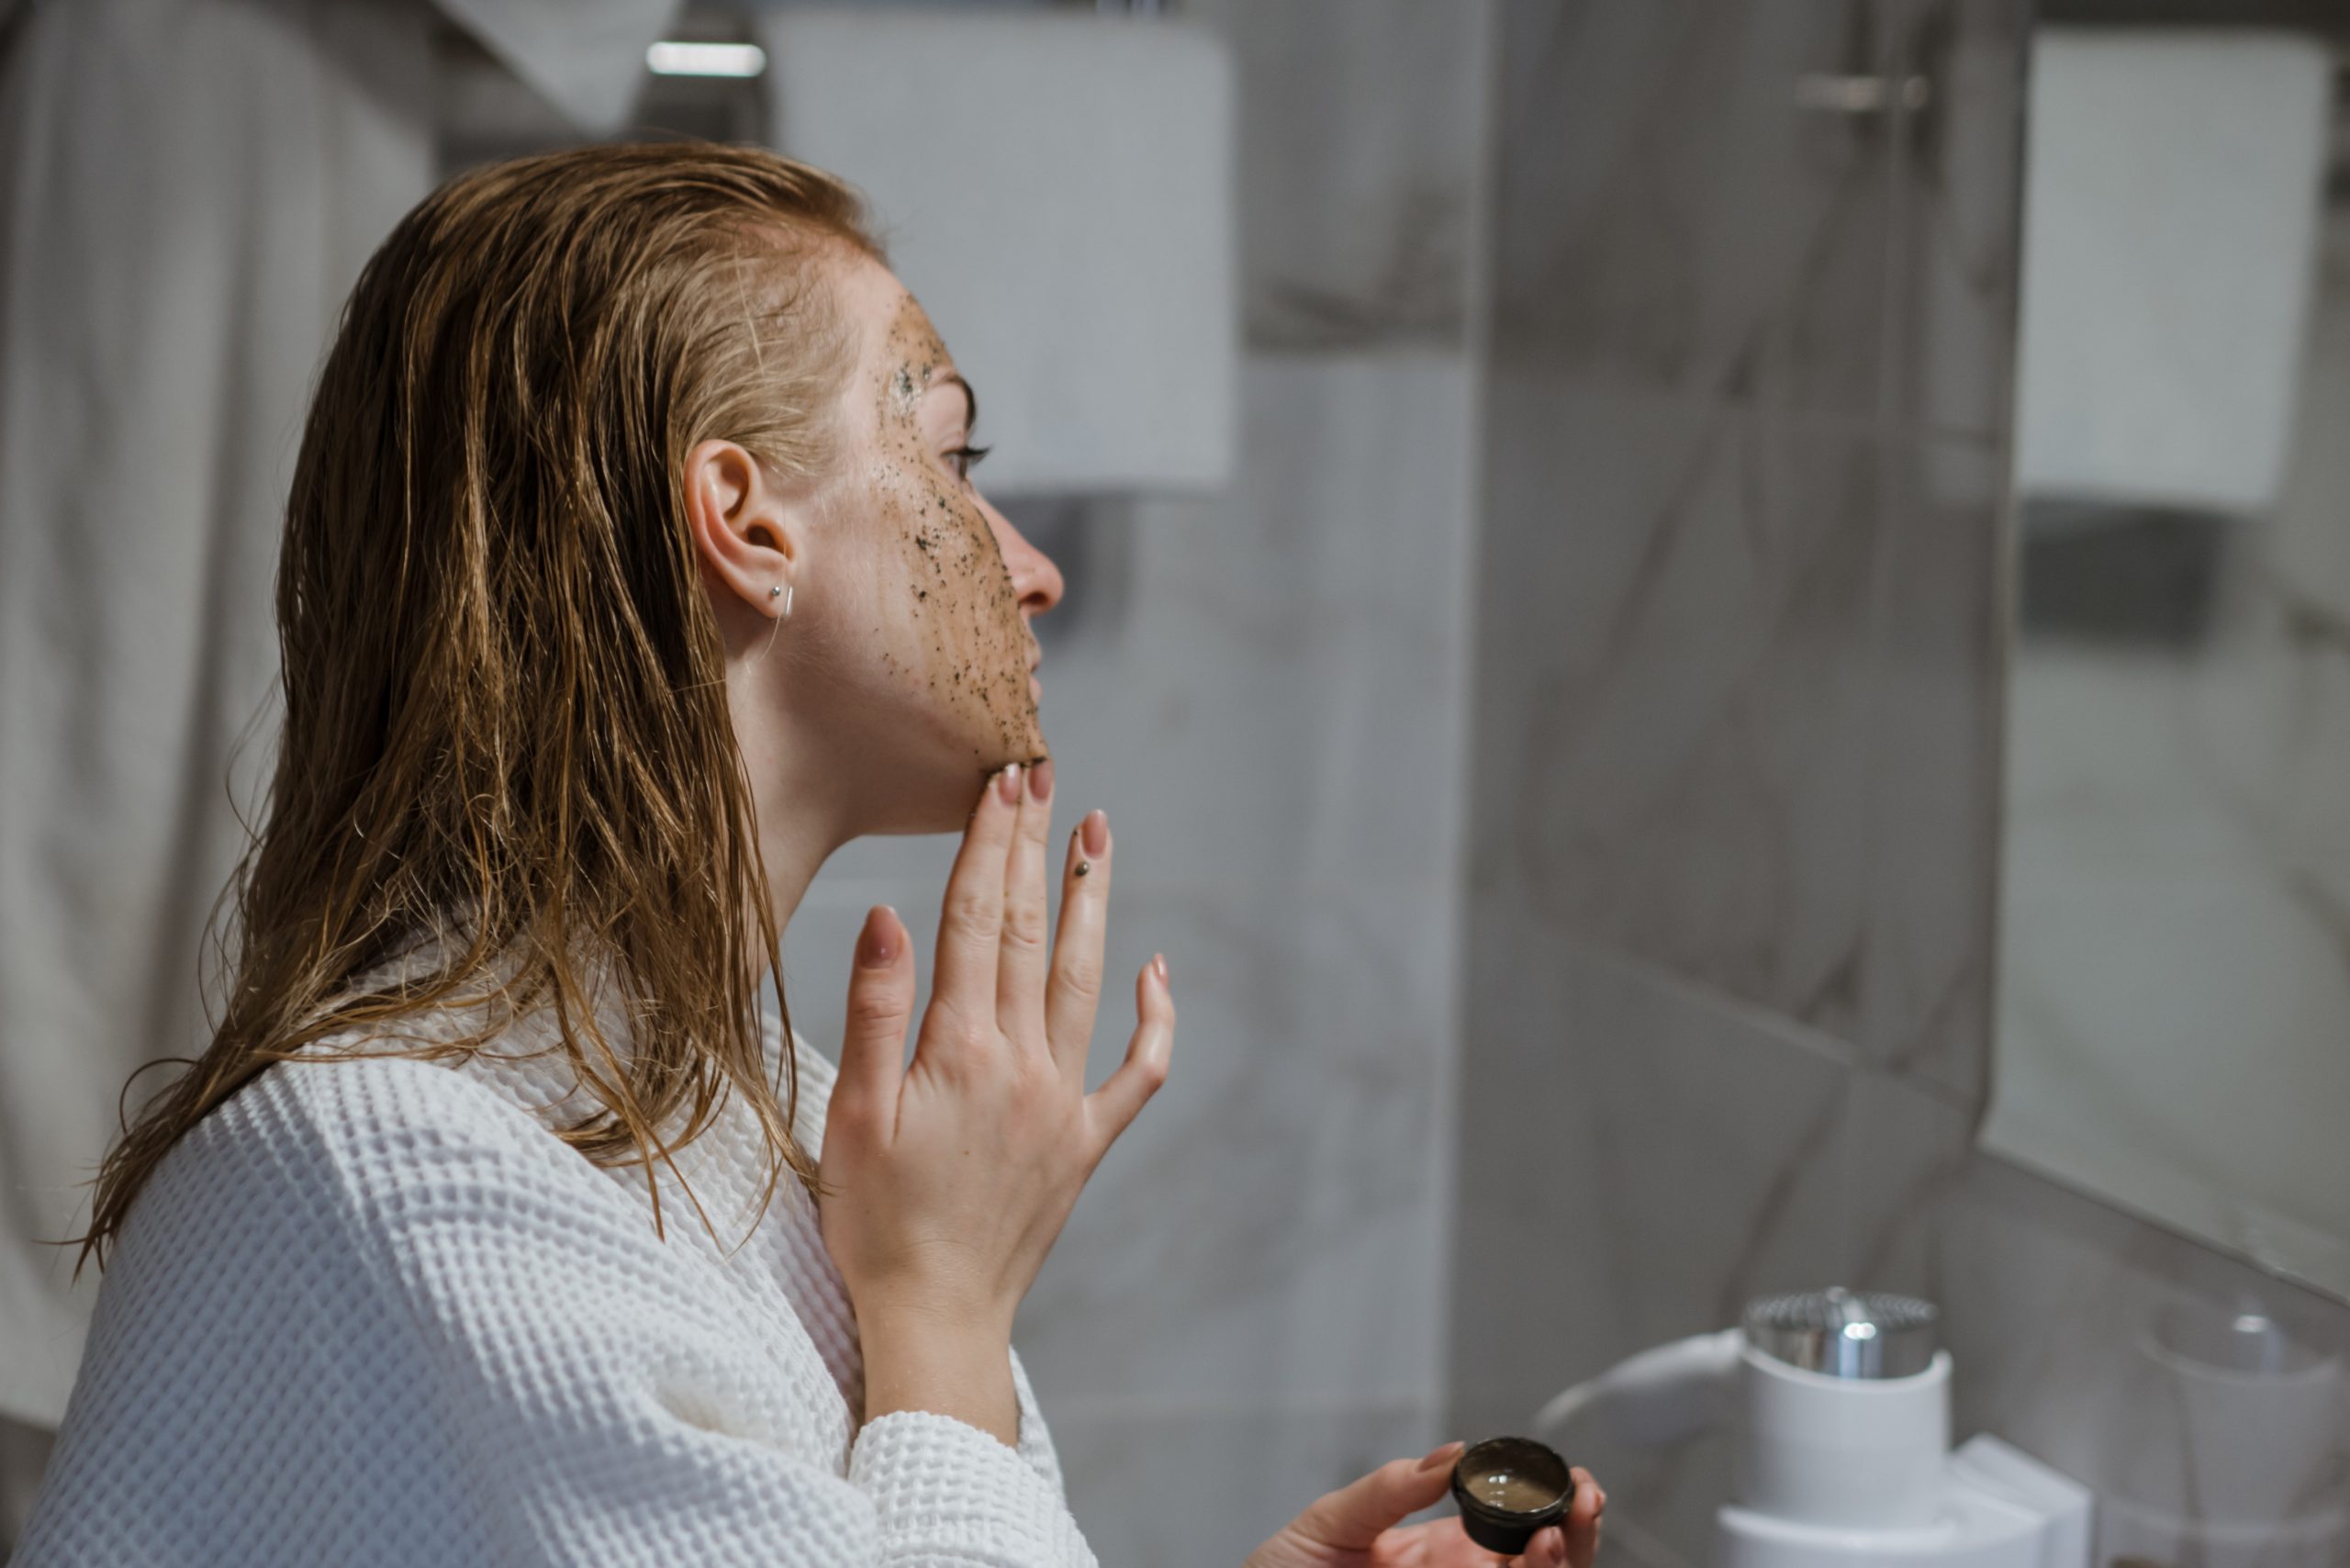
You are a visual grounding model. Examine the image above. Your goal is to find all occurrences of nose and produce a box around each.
[979,497,1065,620]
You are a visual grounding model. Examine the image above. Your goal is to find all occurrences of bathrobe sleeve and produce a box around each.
[340,1061,1097,1568]
[11,1055,1097,1568]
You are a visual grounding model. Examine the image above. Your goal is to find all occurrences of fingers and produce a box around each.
[1082,954,1174,1157]
[1561,1468,1605,1568]
[1045,810,1111,1085]
[996,759,1055,1044]
[1288,1441,1463,1552]
[930,765,1023,1037]
[1516,1526,1568,1568]
[834,905,914,1129]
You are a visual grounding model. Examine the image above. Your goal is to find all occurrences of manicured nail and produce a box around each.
[1418,1439,1464,1472]
[856,906,899,969]
[1081,809,1109,857]
[997,764,1022,804]
[1028,758,1053,801]
[1153,952,1169,986]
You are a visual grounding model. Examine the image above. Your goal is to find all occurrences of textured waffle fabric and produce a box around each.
[14,945,1097,1566]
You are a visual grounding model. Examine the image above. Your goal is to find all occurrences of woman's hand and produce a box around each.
[818,761,1175,1442]
[1247,1444,1606,1568]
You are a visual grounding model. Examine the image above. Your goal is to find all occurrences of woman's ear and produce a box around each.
[682,438,809,618]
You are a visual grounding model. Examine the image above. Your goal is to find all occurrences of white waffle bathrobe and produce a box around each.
[11,945,1097,1567]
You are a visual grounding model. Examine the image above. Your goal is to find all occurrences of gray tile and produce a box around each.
[1842,1078,2350,1553]
[1469,369,1884,1044]
[1492,0,1896,420]
[1854,437,2005,1102]
[0,1416,55,1560]
[1088,351,1475,895]
[1049,1402,1438,1568]
[1841,1068,1978,1301]
[1928,1156,2350,1554]
[1448,935,1851,1567]
[1881,0,2026,442]
[1184,0,1491,350]
[773,882,945,1067]
[1016,881,1455,1412]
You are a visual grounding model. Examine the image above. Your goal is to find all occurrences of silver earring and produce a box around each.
[769,583,793,619]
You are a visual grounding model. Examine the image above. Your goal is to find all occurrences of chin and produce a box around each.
[969,726,1049,781]
[873,728,1050,835]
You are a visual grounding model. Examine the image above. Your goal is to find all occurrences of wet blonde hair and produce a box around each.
[78,141,884,1269]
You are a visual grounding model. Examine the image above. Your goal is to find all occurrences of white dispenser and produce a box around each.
[1533,1288,2092,1568]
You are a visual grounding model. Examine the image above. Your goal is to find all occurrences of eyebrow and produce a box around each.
[935,372,979,435]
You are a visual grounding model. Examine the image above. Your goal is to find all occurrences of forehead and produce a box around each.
[834,256,954,390]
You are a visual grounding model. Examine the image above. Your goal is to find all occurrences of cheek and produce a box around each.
[871,460,1039,758]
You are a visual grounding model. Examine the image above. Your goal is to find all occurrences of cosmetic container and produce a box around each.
[1449,1436,1575,1554]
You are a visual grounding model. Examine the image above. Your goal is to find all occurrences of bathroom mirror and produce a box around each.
[1985,0,2350,1298]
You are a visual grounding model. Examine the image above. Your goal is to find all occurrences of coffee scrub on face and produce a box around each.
[866,295,1042,769]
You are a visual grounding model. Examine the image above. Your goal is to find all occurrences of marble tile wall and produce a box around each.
[782,5,1495,1562]
[1449,3,2350,1566]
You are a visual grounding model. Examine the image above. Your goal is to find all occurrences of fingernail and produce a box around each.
[1153,952,1169,986]
[856,906,899,969]
[1081,809,1109,857]
[1417,1439,1463,1472]
[997,764,1022,804]
[1028,757,1053,801]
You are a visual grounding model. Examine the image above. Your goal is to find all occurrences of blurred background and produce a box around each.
[7,3,2350,1565]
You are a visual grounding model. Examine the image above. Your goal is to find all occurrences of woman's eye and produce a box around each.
[946,443,991,482]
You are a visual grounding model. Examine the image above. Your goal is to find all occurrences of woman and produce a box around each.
[15,143,1603,1567]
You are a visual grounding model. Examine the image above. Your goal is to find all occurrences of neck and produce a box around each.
[726,655,861,987]
[739,732,853,980]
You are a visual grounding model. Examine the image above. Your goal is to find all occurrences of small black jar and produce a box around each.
[1449,1436,1575,1555]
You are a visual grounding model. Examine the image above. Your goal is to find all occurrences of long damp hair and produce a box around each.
[76,141,884,1271]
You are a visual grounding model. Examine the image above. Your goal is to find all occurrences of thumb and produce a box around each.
[832,905,913,1126]
[1289,1442,1463,1552]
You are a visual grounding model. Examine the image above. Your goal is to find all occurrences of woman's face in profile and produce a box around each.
[805,256,1062,801]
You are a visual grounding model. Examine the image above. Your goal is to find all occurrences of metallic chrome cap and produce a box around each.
[1742,1287,1940,1379]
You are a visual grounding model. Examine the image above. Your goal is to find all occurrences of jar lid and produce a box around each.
[1742,1286,1939,1379]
